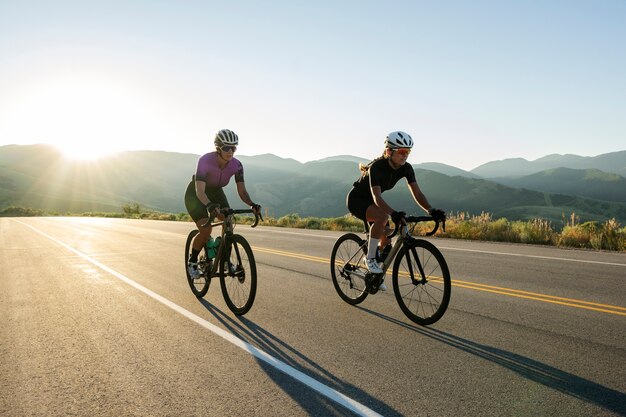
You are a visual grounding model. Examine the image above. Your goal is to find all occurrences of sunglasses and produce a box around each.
[219,145,237,152]
[394,148,411,156]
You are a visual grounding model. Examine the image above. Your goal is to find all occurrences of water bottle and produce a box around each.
[205,236,216,259]
[213,236,221,256]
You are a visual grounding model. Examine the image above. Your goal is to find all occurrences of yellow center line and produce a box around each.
[254,246,329,263]
[452,279,626,311]
[253,245,626,317]
[451,282,626,316]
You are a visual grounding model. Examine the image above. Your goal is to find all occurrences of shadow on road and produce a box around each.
[197,298,402,416]
[356,306,626,416]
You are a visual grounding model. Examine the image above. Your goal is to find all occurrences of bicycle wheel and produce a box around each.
[185,229,211,297]
[330,233,369,305]
[219,234,257,315]
[392,239,450,325]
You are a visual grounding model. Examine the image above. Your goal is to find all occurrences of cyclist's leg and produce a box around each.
[185,229,211,296]
[188,186,232,255]
[348,191,384,274]
[379,222,392,249]
[185,180,212,260]
[348,191,377,254]
[206,187,229,236]
[192,219,211,251]
[365,204,387,259]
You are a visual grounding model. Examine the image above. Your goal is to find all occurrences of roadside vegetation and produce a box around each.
[2,205,624,251]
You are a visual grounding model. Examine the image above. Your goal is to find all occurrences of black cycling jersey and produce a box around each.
[347,157,417,221]
[351,157,416,198]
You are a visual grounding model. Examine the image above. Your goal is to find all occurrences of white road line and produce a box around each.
[439,246,626,267]
[14,220,382,417]
[255,228,626,267]
[249,227,339,240]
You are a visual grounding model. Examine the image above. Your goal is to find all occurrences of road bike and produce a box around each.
[330,215,451,325]
[184,206,262,315]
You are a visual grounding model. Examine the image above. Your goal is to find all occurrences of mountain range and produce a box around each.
[470,152,626,178]
[1,144,625,225]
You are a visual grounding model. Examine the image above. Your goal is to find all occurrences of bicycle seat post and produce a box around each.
[362,220,371,239]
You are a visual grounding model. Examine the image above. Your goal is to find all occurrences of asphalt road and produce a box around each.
[1,217,625,416]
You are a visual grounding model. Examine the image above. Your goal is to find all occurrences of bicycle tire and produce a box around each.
[330,233,369,305]
[219,234,257,315]
[185,229,211,297]
[392,239,451,325]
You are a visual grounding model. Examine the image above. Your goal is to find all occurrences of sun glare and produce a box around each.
[8,74,155,160]
[54,142,117,160]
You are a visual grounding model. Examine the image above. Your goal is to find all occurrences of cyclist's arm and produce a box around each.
[236,181,254,206]
[194,180,211,206]
[407,181,433,213]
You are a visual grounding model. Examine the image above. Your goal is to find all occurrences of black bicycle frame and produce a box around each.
[404,238,428,285]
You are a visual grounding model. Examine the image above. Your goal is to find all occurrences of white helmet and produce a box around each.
[385,131,413,149]
[214,129,239,147]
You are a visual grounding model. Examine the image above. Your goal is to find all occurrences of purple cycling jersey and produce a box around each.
[195,152,244,187]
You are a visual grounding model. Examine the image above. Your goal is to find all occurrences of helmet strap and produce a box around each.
[216,149,229,163]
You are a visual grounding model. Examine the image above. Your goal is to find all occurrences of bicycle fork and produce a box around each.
[405,245,428,285]
[216,236,245,281]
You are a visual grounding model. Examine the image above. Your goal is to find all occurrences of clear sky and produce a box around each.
[0,1,624,170]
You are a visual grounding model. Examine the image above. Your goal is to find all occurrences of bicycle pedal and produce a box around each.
[365,273,384,294]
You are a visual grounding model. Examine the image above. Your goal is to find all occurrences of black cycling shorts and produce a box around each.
[184,179,230,222]
[346,188,374,222]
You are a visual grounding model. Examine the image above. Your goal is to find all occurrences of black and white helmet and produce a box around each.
[384,131,413,149]
[214,129,239,147]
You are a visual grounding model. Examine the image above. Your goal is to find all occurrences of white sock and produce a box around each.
[367,237,380,259]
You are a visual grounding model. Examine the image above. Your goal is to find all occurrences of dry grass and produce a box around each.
[3,206,624,251]
[248,211,624,251]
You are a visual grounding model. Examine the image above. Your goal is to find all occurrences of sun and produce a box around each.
[54,141,117,160]
[7,73,154,160]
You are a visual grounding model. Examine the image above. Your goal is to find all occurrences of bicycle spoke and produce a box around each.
[393,240,451,325]
[220,235,256,315]
[184,229,211,297]
[330,233,369,305]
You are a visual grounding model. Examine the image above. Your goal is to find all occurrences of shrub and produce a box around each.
[305,218,321,229]
[557,221,597,249]
[592,218,625,251]
[122,202,142,215]
[277,213,301,227]
[0,206,45,217]
[512,218,556,245]
[329,216,363,232]
[177,212,192,222]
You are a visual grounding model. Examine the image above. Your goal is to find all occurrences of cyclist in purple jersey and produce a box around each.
[184,129,261,277]
[346,131,445,280]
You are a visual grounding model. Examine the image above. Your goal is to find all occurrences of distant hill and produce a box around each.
[410,170,626,223]
[238,153,303,171]
[471,151,626,178]
[414,162,480,179]
[0,145,196,213]
[2,144,625,225]
[316,155,369,164]
[490,168,626,203]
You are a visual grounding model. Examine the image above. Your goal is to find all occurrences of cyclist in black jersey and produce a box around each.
[346,131,446,282]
